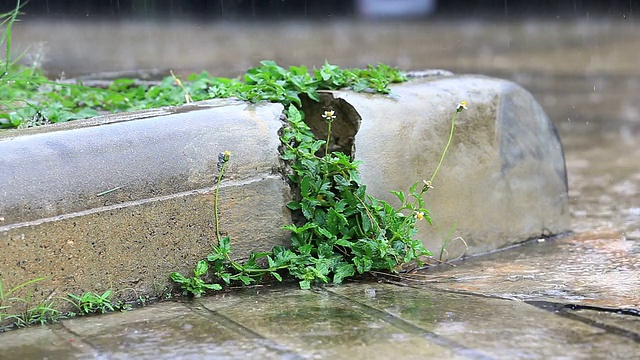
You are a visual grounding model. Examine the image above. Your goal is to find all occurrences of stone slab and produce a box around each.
[0,325,96,359]
[0,99,285,224]
[573,310,640,337]
[61,302,296,359]
[198,286,463,359]
[329,282,640,359]
[6,281,630,360]
[414,233,640,309]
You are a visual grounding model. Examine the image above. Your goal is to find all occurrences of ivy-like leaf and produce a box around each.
[316,226,334,240]
[170,272,187,283]
[238,275,254,286]
[299,280,311,290]
[220,272,231,284]
[271,272,283,282]
[333,263,355,284]
[219,236,231,254]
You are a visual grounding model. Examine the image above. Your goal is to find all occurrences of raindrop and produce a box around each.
[364,287,376,298]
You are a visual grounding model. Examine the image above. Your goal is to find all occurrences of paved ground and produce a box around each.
[0,234,638,360]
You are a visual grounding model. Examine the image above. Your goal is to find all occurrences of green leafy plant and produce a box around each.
[1,1,407,130]
[170,151,289,297]
[0,273,148,329]
[0,276,61,330]
[64,290,116,315]
[9,301,60,328]
[0,1,104,128]
[279,105,435,288]
[171,98,467,296]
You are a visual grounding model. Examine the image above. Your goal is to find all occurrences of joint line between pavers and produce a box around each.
[321,288,497,360]
[526,301,640,343]
[50,322,101,356]
[186,300,307,359]
[0,174,283,233]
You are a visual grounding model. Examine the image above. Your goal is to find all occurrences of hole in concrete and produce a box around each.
[300,92,361,158]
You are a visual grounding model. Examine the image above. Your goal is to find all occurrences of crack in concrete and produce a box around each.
[300,92,361,158]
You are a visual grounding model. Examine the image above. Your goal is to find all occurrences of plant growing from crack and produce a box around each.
[0,273,151,330]
[64,290,118,315]
[0,277,60,330]
[171,99,467,296]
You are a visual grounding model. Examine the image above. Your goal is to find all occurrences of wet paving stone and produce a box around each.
[0,325,96,359]
[1,279,638,359]
[198,286,464,359]
[573,310,640,340]
[329,282,640,360]
[59,301,297,359]
[415,234,640,309]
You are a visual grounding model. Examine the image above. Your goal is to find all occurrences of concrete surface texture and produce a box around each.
[420,232,639,310]
[0,75,568,316]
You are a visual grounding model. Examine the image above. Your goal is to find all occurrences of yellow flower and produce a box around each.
[223,150,231,162]
[322,110,337,122]
[414,211,425,221]
[456,101,468,112]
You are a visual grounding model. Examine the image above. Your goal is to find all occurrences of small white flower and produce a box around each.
[414,211,425,221]
[456,101,468,112]
[322,110,336,121]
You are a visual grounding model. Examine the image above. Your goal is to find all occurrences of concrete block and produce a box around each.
[301,75,569,257]
[0,99,290,306]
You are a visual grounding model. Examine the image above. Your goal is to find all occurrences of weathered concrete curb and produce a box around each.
[304,75,569,256]
[0,99,292,303]
[0,74,569,311]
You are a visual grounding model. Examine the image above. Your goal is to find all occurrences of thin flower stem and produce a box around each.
[214,162,227,245]
[325,120,332,157]
[430,110,459,183]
